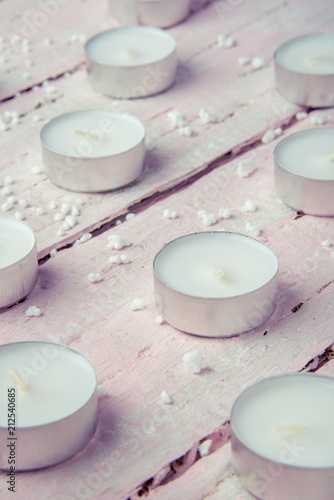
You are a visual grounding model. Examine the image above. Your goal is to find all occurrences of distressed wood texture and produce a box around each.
[1,0,334,499]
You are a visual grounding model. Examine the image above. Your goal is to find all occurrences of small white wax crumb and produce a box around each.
[161,391,172,404]
[217,34,235,48]
[65,215,77,228]
[126,213,135,220]
[261,129,276,144]
[71,205,79,216]
[57,228,65,237]
[130,298,144,311]
[32,115,40,123]
[331,252,334,259]
[296,111,308,120]
[179,126,193,137]
[218,207,231,220]
[245,221,261,237]
[251,56,266,70]
[163,209,178,219]
[22,72,31,80]
[121,254,130,263]
[310,115,325,125]
[78,233,92,244]
[61,203,71,215]
[88,273,102,283]
[107,234,131,250]
[97,384,106,395]
[18,199,28,208]
[168,109,185,129]
[183,351,208,374]
[49,200,57,209]
[274,127,283,136]
[15,211,24,220]
[238,159,256,178]
[31,165,43,174]
[7,196,16,205]
[54,213,65,221]
[155,316,165,325]
[76,198,84,206]
[198,108,216,124]
[4,175,13,185]
[50,249,57,257]
[198,210,217,226]
[241,200,256,213]
[116,220,122,225]
[322,240,331,247]
[198,439,212,457]
[1,186,12,196]
[62,222,70,231]
[238,56,251,66]
[26,306,42,317]
[64,72,70,78]
[36,207,45,216]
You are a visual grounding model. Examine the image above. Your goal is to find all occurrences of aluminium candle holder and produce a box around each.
[153,232,279,338]
[41,110,146,193]
[274,33,334,108]
[0,215,38,309]
[274,128,334,216]
[109,0,191,28]
[231,373,334,500]
[0,342,98,471]
[85,27,177,99]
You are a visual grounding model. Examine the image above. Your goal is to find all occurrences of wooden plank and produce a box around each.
[1,112,334,498]
[1,0,333,258]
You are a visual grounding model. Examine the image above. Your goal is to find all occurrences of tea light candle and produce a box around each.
[85,27,177,98]
[275,33,334,107]
[109,0,191,28]
[153,232,279,337]
[231,373,334,500]
[274,128,334,216]
[0,341,98,470]
[41,110,146,192]
[0,215,38,309]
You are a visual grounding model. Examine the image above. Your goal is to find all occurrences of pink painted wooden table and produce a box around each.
[1,0,334,498]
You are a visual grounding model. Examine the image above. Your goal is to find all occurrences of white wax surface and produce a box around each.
[275,128,334,180]
[85,26,176,66]
[232,375,334,467]
[41,110,145,158]
[0,216,35,269]
[276,34,334,74]
[0,343,96,427]
[154,233,278,298]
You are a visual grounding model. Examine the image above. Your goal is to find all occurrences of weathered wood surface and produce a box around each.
[1,0,334,499]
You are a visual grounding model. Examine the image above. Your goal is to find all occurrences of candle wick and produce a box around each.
[8,370,30,392]
[327,153,334,163]
[212,267,225,278]
[71,129,95,141]
[272,425,308,434]
[122,48,136,57]
[305,55,326,66]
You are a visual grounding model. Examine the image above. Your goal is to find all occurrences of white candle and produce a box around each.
[109,0,191,28]
[0,342,97,470]
[85,27,177,98]
[276,33,334,75]
[154,232,279,337]
[231,374,334,500]
[41,110,146,192]
[155,232,277,298]
[275,34,334,107]
[274,128,334,215]
[0,216,38,308]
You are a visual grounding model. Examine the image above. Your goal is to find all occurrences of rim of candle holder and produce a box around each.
[85,26,177,99]
[0,341,98,471]
[0,215,38,309]
[40,110,146,192]
[231,373,334,500]
[136,0,191,28]
[274,33,334,108]
[274,128,334,216]
[153,232,279,338]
